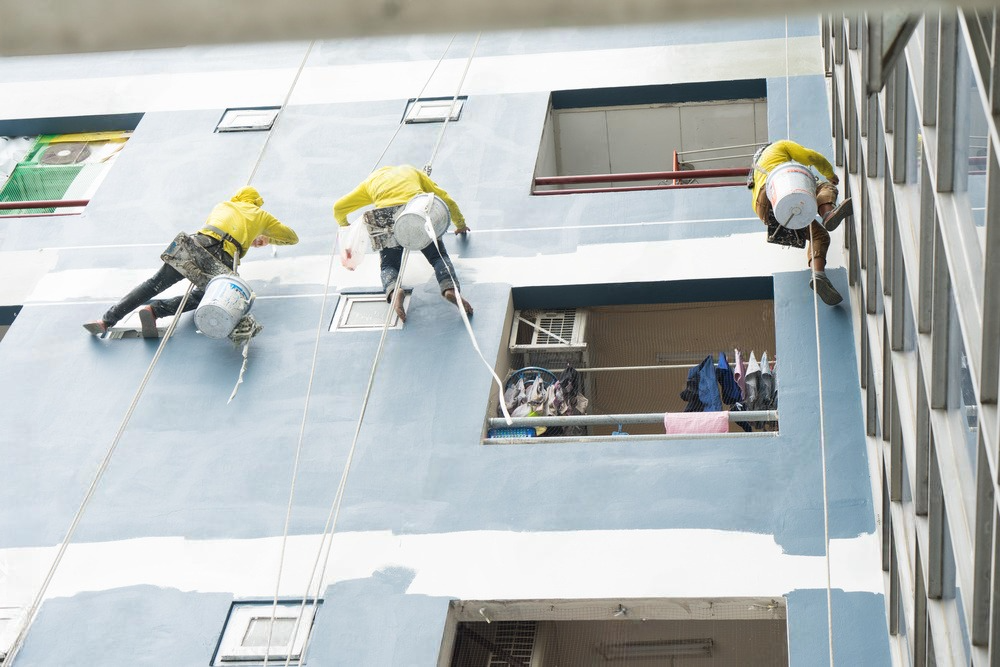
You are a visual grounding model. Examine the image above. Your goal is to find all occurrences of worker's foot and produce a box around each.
[138,305,158,339]
[391,289,407,323]
[823,198,853,232]
[809,271,843,306]
[443,288,473,317]
[83,319,109,336]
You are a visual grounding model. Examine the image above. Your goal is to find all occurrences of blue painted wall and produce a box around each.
[0,18,890,666]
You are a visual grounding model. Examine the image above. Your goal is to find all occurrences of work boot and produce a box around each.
[443,288,473,317]
[822,198,853,232]
[391,289,407,323]
[809,271,843,306]
[138,305,158,339]
[83,319,109,336]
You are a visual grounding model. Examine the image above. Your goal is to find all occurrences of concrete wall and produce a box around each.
[0,19,891,666]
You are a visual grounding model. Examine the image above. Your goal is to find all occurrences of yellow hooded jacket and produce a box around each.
[198,186,299,260]
[750,140,837,209]
[333,165,467,230]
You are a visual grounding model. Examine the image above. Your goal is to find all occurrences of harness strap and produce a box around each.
[203,225,247,260]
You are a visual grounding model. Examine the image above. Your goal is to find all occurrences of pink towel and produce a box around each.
[663,411,730,435]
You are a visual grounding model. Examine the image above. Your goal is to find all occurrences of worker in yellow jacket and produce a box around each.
[750,140,852,305]
[84,186,298,336]
[334,165,471,323]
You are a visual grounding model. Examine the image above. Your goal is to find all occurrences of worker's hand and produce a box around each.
[830,174,840,186]
[251,235,270,248]
[455,226,470,236]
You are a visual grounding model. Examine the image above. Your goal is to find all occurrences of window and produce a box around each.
[403,97,466,124]
[533,81,767,194]
[329,292,408,332]
[444,598,788,666]
[0,306,20,344]
[488,281,778,441]
[212,601,318,666]
[216,107,280,133]
[0,132,130,216]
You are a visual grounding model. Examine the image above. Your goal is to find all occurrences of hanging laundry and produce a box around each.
[544,365,589,437]
[680,355,723,412]
[663,411,729,435]
[744,351,762,411]
[716,352,742,405]
[733,348,747,400]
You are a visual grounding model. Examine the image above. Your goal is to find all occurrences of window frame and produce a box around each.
[212,600,319,666]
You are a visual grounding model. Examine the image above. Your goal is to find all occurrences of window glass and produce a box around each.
[905,76,921,189]
[942,510,972,664]
[946,292,978,523]
[952,38,988,257]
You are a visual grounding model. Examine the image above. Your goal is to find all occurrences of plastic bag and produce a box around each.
[339,218,369,270]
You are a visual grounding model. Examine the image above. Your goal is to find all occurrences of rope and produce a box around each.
[809,223,836,666]
[424,33,481,174]
[785,15,791,140]
[5,284,195,666]
[282,34,484,666]
[259,36,460,666]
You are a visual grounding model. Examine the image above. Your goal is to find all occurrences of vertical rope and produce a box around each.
[5,284,195,666]
[261,35,459,666]
[425,33,481,174]
[809,223,836,667]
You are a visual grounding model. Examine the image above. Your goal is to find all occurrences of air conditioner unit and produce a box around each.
[510,308,587,351]
[509,309,588,373]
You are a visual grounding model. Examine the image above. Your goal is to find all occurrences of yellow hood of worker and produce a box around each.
[231,186,264,207]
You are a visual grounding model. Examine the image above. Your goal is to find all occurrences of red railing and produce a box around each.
[533,167,748,195]
[0,199,89,211]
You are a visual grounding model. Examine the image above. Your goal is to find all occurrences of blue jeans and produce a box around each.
[379,240,458,300]
[102,234,233,325]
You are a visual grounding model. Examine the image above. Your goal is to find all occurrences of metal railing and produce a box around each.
[532,167,748,195]
[0,199,90,216]
[487,410,777,428]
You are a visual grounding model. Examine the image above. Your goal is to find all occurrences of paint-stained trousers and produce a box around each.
[102,234,234,325]
[755,180,838,264]
[379,242,458,300]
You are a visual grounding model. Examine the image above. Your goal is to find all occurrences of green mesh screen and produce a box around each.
[0,163,83,215]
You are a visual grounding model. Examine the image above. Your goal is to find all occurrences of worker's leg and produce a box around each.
[144,239,234,323]
[100,262,185,327]
[807,222,842,305]
[422,239,473,316]
[816,182,852,232]
[379,246,407,322]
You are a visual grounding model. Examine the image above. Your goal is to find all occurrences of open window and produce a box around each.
[440,598,788,666]
[487,281,779,442]
[0,131,131,216]
[532,81,766,194]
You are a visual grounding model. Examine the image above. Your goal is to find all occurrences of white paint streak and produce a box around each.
[0,528,882,607]
[0,37,822,120]
[20,232,844,305]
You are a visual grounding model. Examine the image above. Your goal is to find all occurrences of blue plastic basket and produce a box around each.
[487,427,537,439]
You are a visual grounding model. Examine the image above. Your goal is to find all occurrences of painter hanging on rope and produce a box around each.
[83,186,298,337]
[333,164,472,323]
[749,140,853,306]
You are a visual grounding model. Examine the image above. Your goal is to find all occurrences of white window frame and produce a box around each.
[330,293,408,332]
[216,107,280,133]
[213,601,317,665]
[404,98,465,124]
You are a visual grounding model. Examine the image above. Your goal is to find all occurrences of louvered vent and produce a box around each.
[487,621,536,667]
[510,309,587,351]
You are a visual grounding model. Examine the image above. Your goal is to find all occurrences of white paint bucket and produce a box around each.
[393,193,451,250]
[765,161,818,230]
[195,274,255,339]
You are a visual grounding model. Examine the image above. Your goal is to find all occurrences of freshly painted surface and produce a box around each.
[0,21,889,666]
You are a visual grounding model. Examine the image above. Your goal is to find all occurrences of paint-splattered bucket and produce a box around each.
[393,193,451,250]
[195,275,255,339]
[765,161,818,230]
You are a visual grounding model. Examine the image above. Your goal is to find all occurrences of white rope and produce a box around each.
[809,223,836,667]
[425,32,481,174]
[5,284,195,666]
[785,15,791,140]
[260,35,460,666]
[283,34,485,666]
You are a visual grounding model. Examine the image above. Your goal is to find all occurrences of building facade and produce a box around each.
[824,9,1000,666]
[0,17,895,666]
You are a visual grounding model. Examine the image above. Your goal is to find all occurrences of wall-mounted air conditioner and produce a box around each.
[509,308,587,351]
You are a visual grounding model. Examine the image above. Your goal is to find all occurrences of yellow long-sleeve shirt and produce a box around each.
[198,200,298,259]
[750,140,837,208]
[333,165,467,230]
